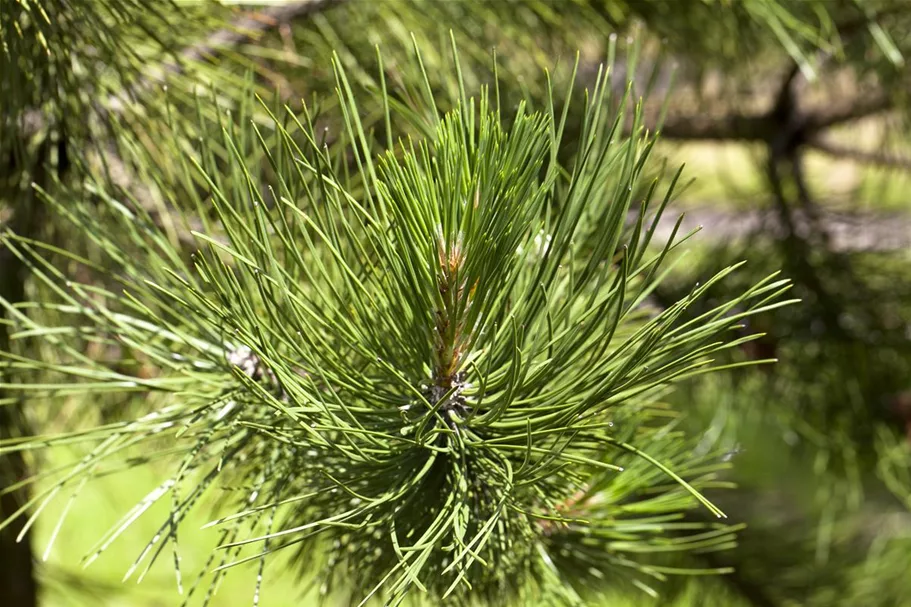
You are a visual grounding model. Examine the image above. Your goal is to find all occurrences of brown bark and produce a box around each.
[0,145,46,607]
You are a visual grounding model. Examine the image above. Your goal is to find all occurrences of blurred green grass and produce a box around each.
[38,448,312,607]
[36,447,749,607]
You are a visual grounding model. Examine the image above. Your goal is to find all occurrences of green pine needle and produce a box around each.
[0,43,793,605]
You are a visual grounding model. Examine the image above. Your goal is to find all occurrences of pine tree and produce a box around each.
[2,2,909,606]
[1,33,801,603]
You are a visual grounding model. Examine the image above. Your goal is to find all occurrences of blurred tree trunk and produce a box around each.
[0,302,39,607]
[0,142,49,607]
[0,416,37,607]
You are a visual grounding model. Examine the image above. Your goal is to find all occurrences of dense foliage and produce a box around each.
[2,2,911,607]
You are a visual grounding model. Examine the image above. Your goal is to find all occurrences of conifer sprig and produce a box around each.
[0,46,794,605]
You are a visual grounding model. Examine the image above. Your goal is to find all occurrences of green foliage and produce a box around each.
[651,240,911,607]
[6,1,911,606]
[0,45,793,605]
[1,1,215,140]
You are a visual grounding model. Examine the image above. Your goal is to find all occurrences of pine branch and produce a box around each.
[801,92,895,134]
[16,0,348,137]
[33,1,348,248]
[179,1,345,66]
[0,46,796,605]
[807,136,911,171]
[657,91,894,144]
[125,0,347,101]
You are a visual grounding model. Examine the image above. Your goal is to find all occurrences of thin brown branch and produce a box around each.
[658,111,770,142]
[100,1,346,245]
[162,0,345,81]
[656,91,894,144]
[654,5,907,143]
[802,93,894,134]
[21,0,347,135]
[808,137,911,170]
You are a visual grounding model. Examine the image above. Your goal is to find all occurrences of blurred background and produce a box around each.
[3,1,911,605]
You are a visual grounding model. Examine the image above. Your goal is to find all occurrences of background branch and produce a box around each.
[808,136,911,171]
